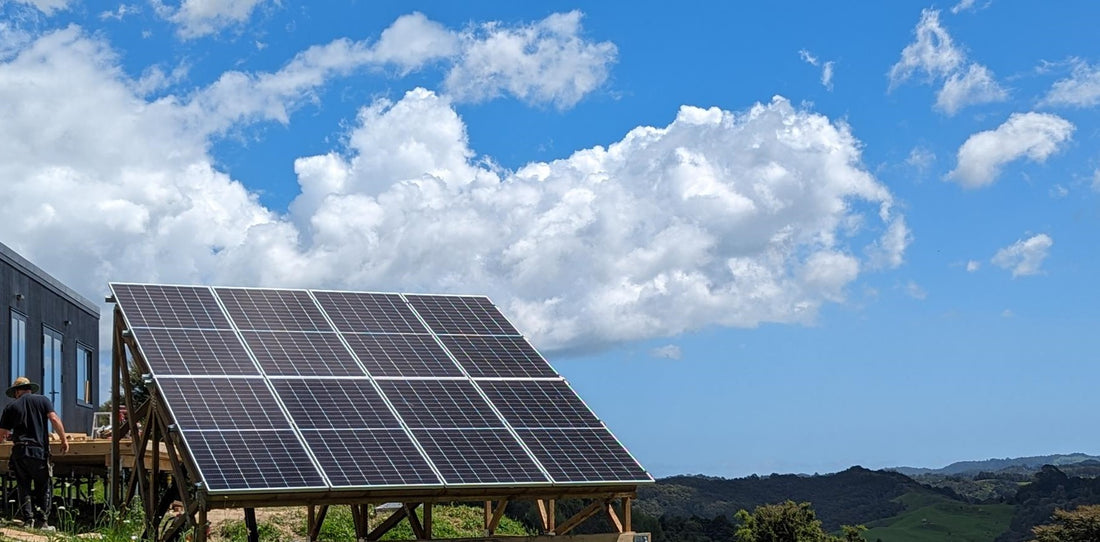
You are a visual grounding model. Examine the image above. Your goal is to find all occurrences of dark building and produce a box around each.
[1,241,99,434]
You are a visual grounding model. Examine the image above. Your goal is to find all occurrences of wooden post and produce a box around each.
[109,309,123,508]
[405,503,425,539]
[537,500,549,532]
[243,508,259,542]
[486,499,508,535]
[309,505,329,541]
[549,499,556,534]
[484,501,491,530]
[623,497,632,532]
[195,506,208,542]
[423,502,432,540]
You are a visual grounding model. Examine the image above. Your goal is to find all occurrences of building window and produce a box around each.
[10,311,26,382]
[77,345,93,406]
[43,327,63,419]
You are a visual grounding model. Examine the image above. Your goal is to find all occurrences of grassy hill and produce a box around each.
[891,453,1100,477]
[863,493,1014,542]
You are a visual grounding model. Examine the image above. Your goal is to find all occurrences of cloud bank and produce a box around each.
[0,26,905,355]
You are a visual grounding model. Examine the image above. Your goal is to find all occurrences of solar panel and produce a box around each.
[301,429,441,487]
[131,328,259,376]
[313,291,427,333]
[184,430,327,491]
[439,335,558,378]
[272,379,402,430]
[158,378,290,430]
[412,429,548,485]
[378,380,504,429]
[406,295,519,336]
[216,288,332,331]
[112,284,230,329]
[342,334,462,377]
[478,380,602,428]
[516,428,650,483]
[112,282,651,495]
[240,331,365,376]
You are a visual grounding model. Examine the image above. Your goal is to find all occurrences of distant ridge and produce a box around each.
[889,453,1100,476]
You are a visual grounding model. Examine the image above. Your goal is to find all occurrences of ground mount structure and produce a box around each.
[108,283,652,542]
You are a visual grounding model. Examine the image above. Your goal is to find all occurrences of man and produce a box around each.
[0,377,69,531]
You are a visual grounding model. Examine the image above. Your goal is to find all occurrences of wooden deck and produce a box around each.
[0,436,170,474]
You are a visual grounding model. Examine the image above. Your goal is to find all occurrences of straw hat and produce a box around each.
[5,377,39,398]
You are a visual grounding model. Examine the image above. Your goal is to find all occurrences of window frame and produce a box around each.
[76,343,94,407]
[10,310,27,382]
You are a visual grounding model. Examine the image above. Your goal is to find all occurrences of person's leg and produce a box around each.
[28,459,50,525]
[10,457,35,524]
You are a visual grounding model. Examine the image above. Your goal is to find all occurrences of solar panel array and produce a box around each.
[111,283,651,495]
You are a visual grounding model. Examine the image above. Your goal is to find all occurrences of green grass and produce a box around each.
[862,493,1014,542]
[213,503,534,542]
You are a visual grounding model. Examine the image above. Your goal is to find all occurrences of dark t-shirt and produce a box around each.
[0,394,55,460]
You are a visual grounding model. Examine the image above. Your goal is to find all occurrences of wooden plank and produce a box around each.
[605,501,623,533]
[309,504,328,541]
[367,506,408,541]
[556,499,605,536]
[405,503,426,539]
[623,497,632,532]
[536,499,549,531]
[486,499,508,535]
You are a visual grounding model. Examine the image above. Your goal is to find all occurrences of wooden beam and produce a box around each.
[556,499,605,536]
[244,508,259,542]
[484,501,491,530]
[536,500,549,532]
[423,502,432,540]
[109,309,123,508]
[195,506,208,542]
[309,504,329,541]
[605,501,623,533]
[549,499,556,534]
[623,497,632,532]
[486,499,508,535]
[368,505,408,541]
[405,503,426,539]
[350,504,369,540]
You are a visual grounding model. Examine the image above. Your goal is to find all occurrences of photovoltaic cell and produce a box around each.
[515,428,651,483]
[301,429,441,487]
[412,429,548,485]
[240,331,365,377]
[406,295,519,336]
[439,335,558,378]
[112,284,230,329]
[378,380,503,429]
[132,328,259,376]
[184,430,326,491]
[477,380,602,428]
[216,288,332,332]
[272,379,402,430]
[313,291,427,334]
[158,378,290,430]
[343,334,462,378]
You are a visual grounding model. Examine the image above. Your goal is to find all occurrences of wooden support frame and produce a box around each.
[485,499,509,535]
[368,505,408,541]
[556,499,608,536]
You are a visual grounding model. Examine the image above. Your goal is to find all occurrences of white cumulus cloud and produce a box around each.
[0,26,905,359]
[949,112,1074,188]
[889,9,1006,115]
[992,234,1053,277]
[1041,59,1100,108]
[443,10,616,108]
[155,0,270,39]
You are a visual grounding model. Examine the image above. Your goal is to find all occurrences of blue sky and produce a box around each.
[2,0,1100,478]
